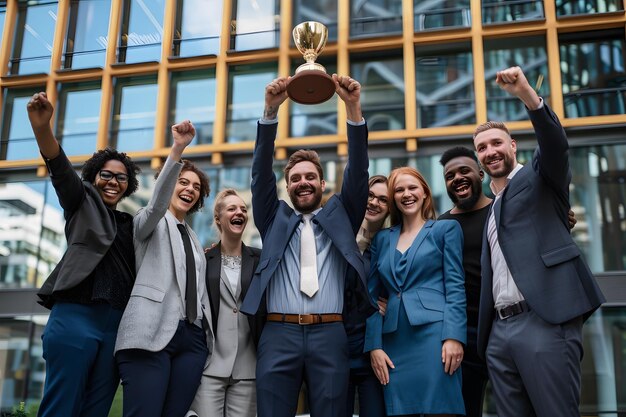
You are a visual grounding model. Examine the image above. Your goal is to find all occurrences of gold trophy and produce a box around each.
[287,21,336,105]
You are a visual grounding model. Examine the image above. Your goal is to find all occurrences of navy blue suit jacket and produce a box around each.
[477,104,606,358]
[241,121,377,317]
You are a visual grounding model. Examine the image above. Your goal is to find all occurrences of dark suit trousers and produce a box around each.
[116,320,208,417]
[347,363,386,417]
[486,308,583,417]
[256,321,349,417]
[462,326,489,417]
[39,302,123,417]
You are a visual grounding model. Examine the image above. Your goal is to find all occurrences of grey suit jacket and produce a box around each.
[115,156,214,355]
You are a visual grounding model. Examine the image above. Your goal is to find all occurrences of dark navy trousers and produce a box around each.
[256,321,350,417]
[38,302,123,417]
[116,320,208,417]
[347,363,386,417]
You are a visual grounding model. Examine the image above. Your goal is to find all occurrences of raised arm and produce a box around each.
[251,77,290,236]
[134,121,195,241]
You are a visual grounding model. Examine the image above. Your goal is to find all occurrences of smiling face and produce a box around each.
[474,128,517,179]
[93,159,129,209]
[365,182,389,224]
[444,156,484,211]
[169,170,201,221]
[215,194,248,239]
[286,161,326,214]
[393,173,426,221]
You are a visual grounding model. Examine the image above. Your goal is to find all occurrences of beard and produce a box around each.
[483,153,516,179]
[289,185,323,213]
[447,178,482,211]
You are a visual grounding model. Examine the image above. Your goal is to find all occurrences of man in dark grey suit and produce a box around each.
[473,66,605,417]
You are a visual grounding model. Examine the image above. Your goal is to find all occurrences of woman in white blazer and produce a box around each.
[115,121,214,417]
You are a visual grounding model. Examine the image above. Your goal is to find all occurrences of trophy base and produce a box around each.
[287,70,336,105]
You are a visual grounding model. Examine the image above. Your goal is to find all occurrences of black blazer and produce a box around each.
[38,148,123,309]
[206,243,265,347]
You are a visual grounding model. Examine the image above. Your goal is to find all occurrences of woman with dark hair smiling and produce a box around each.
[115,121,215,417]
[27,92,140,417]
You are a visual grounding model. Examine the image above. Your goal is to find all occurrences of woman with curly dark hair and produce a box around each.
[27,92,140,417]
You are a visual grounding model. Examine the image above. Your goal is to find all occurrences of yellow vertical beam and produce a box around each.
[97,0,122,150]
[275,0,292,160]
[0,0,19,121]
[543,0,565,117]
[211,0,234,165]
[470,0,487,124]
[403,0,417,135]
[154,0,176,152]
[46,0,69,112]
[337,0,349,146]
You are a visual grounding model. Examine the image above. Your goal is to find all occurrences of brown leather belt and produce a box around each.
[266,313,343,325]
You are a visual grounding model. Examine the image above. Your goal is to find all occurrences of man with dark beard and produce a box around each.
[241,75,377,417]
[438,146,491,417]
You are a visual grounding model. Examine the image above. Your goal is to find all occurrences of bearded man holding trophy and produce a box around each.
[240,21,379,417]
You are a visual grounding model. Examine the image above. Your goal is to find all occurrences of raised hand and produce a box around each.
[170,120,195,160]
[27,92,54,130]
[332,74,362,122]
[496,66,541,110]
[264,77,291,120]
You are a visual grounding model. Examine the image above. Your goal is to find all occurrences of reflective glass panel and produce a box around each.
[173,0,222,57]
[556,0,623,16]
[0,316,47,413]
[560,29,626,118]
[168,69,217,146]
[289,59,338,137]
[118,0,165,64]
[55,83,102,156]
[292,0,337,42]
[484,36,549,121]
[226,63,277,143]
[0,176,65,289]
[231,0,279,51]
[1,87,45,161]
[10,1,58,75]
[352,53,405,132]
[482,0,544,24]
[350,0,402,38]
[62,0,110,69]
[110,76,158,152]
[414,0,470,32]
[415,44,475,128]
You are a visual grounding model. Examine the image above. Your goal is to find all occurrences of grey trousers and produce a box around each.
[486,308,583,417]
[189,375,256,417]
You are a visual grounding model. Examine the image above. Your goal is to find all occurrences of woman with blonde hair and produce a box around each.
[365,166,466,416]
[189,189,262,417]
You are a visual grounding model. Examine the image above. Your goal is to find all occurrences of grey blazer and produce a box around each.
[115,156,214,355]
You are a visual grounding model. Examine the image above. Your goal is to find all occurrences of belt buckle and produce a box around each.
[497,308,514,320]
[298,314,312,325]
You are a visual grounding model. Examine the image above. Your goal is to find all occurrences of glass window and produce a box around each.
[350,0,402,38]
[110,76,158,152]
[484,36,549,121]
[560,29,626,118]
[9,1,58,75]
[231,0,279,51]
[415,43,475,128]
[482,0,544,24]
[118,0,165,64]
[0,316,47,413]
[226,63,277,143]
[172,0,222,57]
[351,52,405,132]
[289,59,338,137]
[62,0,111,70]
[168,69,217,146]
[1,87,45,161]
[414,0,470,32]
[292,0,337,42]
[556,0,623,16]
[55,82,102,156]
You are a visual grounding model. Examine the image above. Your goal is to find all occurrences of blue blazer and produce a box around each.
[477,104,606,358]
[364,220,467,351]
[241,121,377,317]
